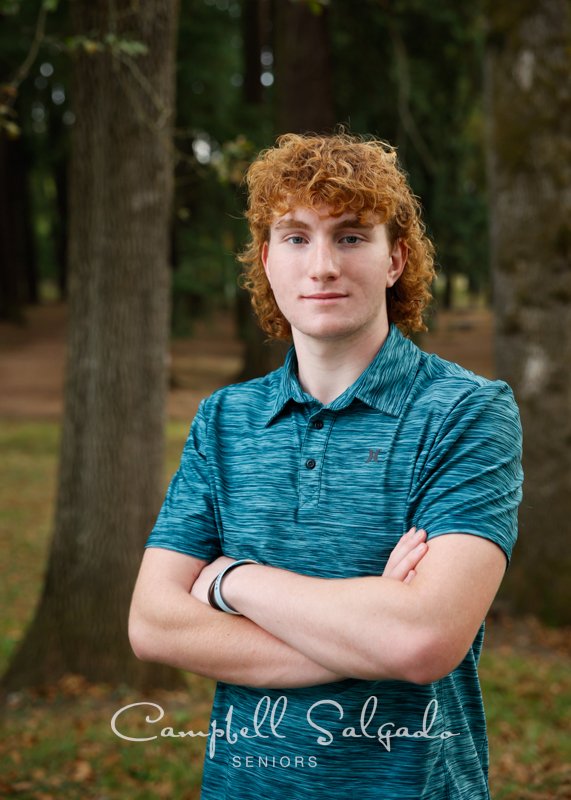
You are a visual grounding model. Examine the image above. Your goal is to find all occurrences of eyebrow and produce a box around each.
[274,217,375,231]
[274,218,311,230]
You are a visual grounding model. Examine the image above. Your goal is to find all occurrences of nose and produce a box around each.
[308,238,340,282]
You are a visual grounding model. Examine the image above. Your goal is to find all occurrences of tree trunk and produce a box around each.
[51,117,69,301]
[242,0,264,105]
[236,0,289,378]
[0,134,35,322]
[274,0,335,134]
[2,0,183,690]
[485,0,571,623]
[442,270,454,310]
[236,0,336,380]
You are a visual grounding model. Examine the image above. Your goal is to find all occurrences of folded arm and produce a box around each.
[191,532,506,684]
[128,528,427,688]
[129,548,338,688]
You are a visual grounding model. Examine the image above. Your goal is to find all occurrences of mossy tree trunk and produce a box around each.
[485,0,571,623]
[2,0,183,690]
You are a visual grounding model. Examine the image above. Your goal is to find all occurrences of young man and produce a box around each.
[129,133,523,799]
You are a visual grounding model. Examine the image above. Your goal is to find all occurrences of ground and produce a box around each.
[0,303,243,421]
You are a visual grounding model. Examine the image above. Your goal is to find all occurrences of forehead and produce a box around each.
[271,205,382,229]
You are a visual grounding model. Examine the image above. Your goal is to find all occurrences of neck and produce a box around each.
[293,323,390,405]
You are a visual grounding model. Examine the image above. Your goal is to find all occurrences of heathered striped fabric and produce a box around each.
[146,323,523,800]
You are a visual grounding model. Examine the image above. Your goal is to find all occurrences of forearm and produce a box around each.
[129,581,345,689]
[220,534,505,685]
[222,565,430,682]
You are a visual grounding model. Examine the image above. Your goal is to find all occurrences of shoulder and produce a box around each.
[419,348,496,393]
[406,350,522,454]
[197,365,284,429]
[415,349,519,411]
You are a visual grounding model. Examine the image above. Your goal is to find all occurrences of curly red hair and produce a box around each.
[239,132,435,340]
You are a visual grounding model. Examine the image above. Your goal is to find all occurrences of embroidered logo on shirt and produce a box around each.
[366,449,382,463]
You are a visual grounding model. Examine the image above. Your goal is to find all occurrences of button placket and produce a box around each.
[298,413,332,506]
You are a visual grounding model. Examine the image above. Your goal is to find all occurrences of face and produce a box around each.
[261,206,406,348]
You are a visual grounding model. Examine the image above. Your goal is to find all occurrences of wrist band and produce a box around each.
[208,559,258,615]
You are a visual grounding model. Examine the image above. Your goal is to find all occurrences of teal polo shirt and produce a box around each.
[146,324,523,800]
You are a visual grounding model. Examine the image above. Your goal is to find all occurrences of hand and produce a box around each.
[382,527,427,584]
[190,555,236,605]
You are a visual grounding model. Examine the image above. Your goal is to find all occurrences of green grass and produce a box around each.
[480,649,571,798]
[0,421,59,668]
[0,420,570,799]
[0,420,190,672]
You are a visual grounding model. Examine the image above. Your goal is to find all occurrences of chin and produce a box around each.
[299,322,359,341]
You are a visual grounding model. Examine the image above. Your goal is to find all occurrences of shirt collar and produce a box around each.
[265,324,421,426]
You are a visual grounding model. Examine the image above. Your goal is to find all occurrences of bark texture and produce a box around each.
[2,0,183,689]
[485,0,571,623]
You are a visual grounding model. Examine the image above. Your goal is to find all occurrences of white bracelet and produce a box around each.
[208,559,258,615]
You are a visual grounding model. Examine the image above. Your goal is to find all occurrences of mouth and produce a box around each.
[302,293,348,300]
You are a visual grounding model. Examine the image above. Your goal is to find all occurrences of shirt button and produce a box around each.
[305,458,317,470]
[312,419,324,429]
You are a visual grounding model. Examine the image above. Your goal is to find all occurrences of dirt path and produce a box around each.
[0,302,493,421]
[0,304,244,421]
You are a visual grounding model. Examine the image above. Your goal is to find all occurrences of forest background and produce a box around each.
[0,0,570,798]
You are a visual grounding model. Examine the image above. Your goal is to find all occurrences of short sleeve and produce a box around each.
[409,381,523,562]
[145,399,222,560]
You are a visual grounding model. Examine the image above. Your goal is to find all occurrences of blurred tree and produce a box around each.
[1,1,491,332]
[168,0,489,369]
[0,1,44,321]
[0,1,73,317]
[331,0,489,307]
[242,0,264,106]
[171,0,249,335]
[274,0,335,134]
[238,0,337,378]
[0,131,37,321]
[235,0,282,378]
[1,0,183,690]
[485,0,571,623]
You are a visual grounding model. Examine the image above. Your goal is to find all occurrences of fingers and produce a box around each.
[392,527,425,558]
[382,527,428,582]
[383,527,422,568]
[389,541,427,582]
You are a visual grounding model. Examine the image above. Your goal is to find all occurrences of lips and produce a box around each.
[303,293,348,299]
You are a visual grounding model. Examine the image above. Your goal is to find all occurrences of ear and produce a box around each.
[386,239,407,288]
[261,240,270,282]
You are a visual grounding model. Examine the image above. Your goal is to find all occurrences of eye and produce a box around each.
[340,235,361,245]
[286,235,306,245]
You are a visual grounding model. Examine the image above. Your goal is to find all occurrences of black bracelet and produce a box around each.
[207,559,259,615]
